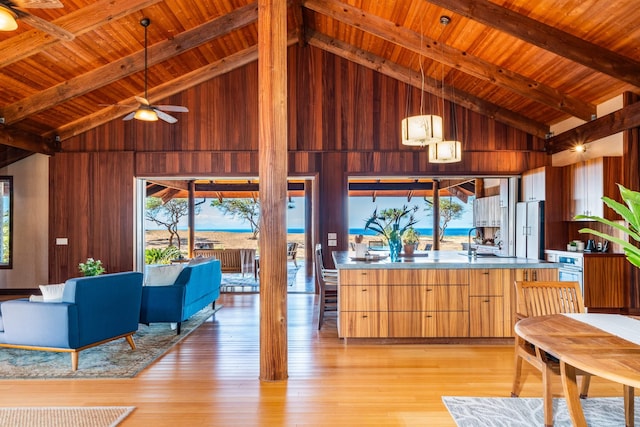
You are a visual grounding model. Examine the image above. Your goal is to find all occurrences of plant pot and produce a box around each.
[403,244,415,256]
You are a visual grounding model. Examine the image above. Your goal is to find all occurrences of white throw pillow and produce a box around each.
[39,283,65,302]
[145,264,184,286]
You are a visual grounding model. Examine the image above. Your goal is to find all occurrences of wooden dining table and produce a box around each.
[515,313,640,427]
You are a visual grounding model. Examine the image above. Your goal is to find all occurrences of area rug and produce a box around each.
[221,262,301,292]
[0,406,134,427]
[443,396,640,427]
[0,306,219,379]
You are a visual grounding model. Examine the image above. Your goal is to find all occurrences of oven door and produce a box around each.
[558,266,583,296]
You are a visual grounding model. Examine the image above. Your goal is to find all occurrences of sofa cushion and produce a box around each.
[145,264,184,286]
[39,283,65,302]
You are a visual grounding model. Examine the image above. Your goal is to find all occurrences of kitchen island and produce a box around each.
[332,250,560,340]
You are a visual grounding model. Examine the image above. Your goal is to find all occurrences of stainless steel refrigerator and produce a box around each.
[515,201,544,259]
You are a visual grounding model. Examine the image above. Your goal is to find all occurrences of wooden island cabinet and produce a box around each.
[334,251,559,340]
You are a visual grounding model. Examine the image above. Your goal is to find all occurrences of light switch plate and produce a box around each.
[328,239,337,247]
[56,237,68,245]
[328,232,337,240]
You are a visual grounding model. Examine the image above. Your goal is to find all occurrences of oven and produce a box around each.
[557,254,584,296]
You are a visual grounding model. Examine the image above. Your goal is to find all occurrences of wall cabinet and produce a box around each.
[473,195,501,227]
[564,157,623,221]
[521,167,546,201]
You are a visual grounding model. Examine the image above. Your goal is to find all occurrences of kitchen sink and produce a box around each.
[458,252,515,258]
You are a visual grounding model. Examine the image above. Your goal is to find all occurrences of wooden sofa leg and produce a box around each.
[125,334,136,350]
[71,351,79,371]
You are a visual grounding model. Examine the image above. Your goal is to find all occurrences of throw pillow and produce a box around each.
[39,283,66,302]
[144,264,184,286]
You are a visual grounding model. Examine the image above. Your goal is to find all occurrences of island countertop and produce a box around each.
[332,250,561,270]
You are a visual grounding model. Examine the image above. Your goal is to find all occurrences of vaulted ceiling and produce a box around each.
[1,0,639,167]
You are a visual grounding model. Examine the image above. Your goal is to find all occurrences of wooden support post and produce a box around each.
[432,180,440,250]
[258,0,288,381]
[188,180,195,259]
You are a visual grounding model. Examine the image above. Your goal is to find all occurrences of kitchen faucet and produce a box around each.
[468,227,478,257]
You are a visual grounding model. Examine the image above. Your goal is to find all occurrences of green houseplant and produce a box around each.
[576,183,640,268]
[402,227,420,255]
[78,258,106,276]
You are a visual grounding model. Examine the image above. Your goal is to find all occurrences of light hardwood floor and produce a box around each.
[0,292,622,426]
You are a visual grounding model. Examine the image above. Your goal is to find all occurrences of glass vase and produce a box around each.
[388,231,402,262]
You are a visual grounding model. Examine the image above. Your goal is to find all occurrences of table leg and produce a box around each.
[624,384,635,427]
[560,361,587,427]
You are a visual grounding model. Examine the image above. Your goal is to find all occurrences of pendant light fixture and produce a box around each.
[0,6,18,31]
[134,18,158,122]
[401,21,443,147]
[428,16,462,163]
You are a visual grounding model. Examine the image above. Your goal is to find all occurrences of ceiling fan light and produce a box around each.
[0,7,18,31]
[401,115,443,146]
[429,140,462,163]
[134,107,158,122]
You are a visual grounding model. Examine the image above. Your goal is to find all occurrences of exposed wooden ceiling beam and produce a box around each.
[1,2,260,126]
[427,0,640,88]
[0,0,163,68]
[304,0,594,120]
[0,146,34,169]
[546,100,640,153]
[49,35,299,141]
[307,29,549,138]
[0,126,58,155]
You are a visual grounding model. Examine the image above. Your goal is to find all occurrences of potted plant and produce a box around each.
[576,184,640,268]
[402,227,420,255]
[364,205,419,261]
[78,258,106,276]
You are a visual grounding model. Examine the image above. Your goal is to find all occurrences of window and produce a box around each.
[0,176,12,268]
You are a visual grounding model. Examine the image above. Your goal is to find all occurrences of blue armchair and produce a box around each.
[139,259,222,334]
[0,272,143,371]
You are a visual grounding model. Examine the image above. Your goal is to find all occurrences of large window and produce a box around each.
[0,176,12,268]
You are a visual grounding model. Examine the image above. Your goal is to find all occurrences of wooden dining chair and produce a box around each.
[315,244,337,330]
[511,280,591,427]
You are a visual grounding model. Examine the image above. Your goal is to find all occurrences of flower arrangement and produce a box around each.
[576,184,640,268]
[78,257,106,276]
[364,205,419,242]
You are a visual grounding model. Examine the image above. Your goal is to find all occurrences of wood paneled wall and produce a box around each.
[49,152,134,283]
[52,44,548,280]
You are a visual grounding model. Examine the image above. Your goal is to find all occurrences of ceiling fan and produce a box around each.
[0,0,74,41]
[122,18,188,124]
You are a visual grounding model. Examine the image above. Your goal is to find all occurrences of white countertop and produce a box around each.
[332,250,560,270]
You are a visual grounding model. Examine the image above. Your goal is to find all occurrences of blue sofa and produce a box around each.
[139,258,222,334]
[0,272,143,371]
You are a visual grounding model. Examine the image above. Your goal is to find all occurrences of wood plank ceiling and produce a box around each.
[1,0,639,166]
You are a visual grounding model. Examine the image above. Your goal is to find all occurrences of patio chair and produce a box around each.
[287,242,298,267]
[315,244,337,330]
[368,239,384,249]
[511,280,591,427]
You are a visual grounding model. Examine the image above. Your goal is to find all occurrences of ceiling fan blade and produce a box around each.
[12,0,63,8]
[154,105,189,113]
[135,96,150,106]
[13,9,75,41]
[155,109,178,124]
[123,112,136,121]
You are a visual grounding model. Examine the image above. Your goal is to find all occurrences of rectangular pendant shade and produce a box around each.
[401,115,443,146]
[429,140,462,163]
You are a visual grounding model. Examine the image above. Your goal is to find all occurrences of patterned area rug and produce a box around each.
[222,262,301,292]
[0,306,219,379]
[443,396,640,427]
[0,407,134,427]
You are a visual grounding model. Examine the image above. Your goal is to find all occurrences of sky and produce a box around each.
[146,196,474,231]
